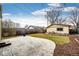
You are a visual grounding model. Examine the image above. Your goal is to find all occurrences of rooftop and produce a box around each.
[47,24,72,28]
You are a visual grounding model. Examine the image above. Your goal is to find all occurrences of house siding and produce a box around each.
[47,25,69,35]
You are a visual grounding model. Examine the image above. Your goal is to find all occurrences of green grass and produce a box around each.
[30,33,70,45]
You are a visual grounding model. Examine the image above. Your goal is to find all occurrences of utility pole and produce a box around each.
[0,4,2,40]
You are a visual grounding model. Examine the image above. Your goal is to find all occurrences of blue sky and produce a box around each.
[2,3,48,17]
[2,3,79,27]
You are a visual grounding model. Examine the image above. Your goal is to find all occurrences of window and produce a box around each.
[57,28,63,31]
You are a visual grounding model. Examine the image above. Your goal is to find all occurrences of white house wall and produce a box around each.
[47,25,69,35]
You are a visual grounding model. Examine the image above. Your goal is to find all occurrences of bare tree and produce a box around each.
[25,25,29,29]
[2,19,20,36]
[46,8,65,26]
[56,16,67,24]
[69,8,79,33]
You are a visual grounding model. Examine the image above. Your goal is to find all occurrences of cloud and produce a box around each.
[2,13,12,16]
[11,17,47,28]
[32,3,64,16]
[32,6,79,16]
[32,9,46,16]
[48,3,63,7]
[32,7,63,16]
[63,7,79,12]
[32,8,51,16]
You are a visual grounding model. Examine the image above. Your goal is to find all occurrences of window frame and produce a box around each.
[57,28,63,31]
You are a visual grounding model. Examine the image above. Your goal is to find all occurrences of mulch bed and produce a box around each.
[53,35,79,56]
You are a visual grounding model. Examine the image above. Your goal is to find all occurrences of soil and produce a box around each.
[54,35,79,56]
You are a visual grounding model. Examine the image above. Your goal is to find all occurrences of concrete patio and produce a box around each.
[0,36,56,56]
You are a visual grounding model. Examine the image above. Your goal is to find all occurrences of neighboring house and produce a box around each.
[47,24,71,35]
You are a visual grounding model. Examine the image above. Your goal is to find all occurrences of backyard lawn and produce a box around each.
[30,34,70,45]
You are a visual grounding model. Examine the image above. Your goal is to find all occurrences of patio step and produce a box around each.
[0,42,11,48]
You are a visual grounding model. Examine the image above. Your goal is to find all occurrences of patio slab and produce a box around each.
[0,36,56,56]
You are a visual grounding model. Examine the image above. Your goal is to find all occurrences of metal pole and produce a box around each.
[0,4,2,40]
